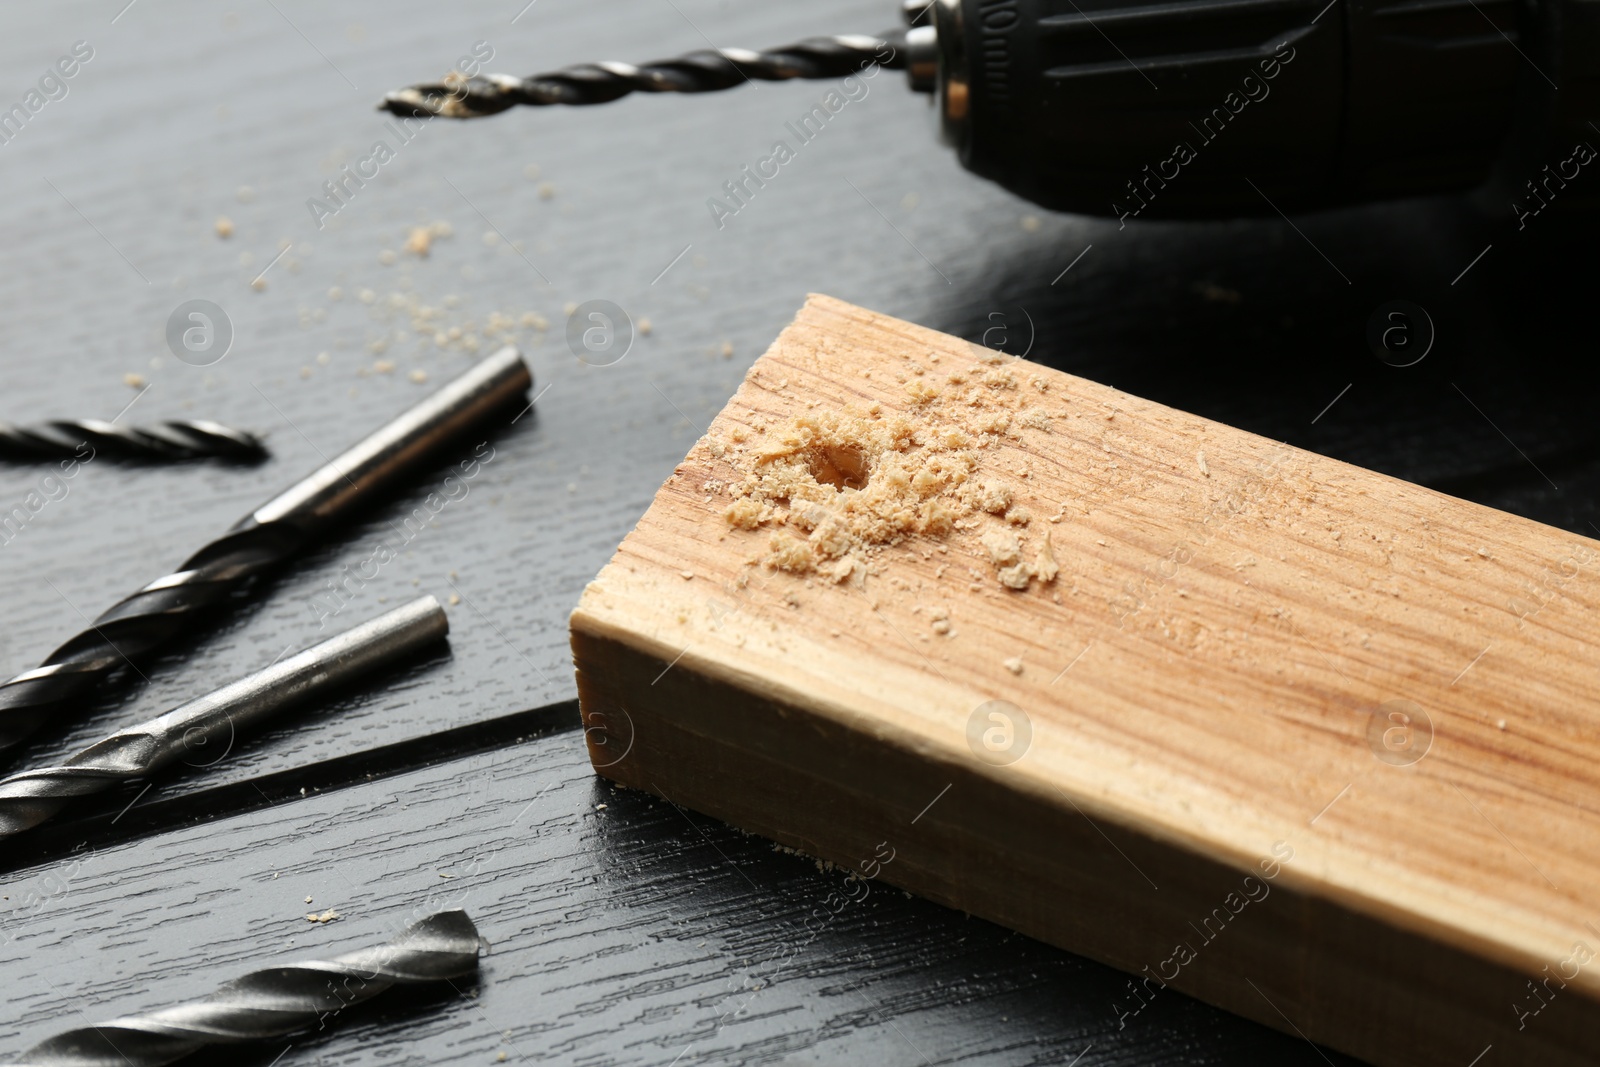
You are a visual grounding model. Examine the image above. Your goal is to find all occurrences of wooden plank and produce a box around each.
[572,294,1600,1067]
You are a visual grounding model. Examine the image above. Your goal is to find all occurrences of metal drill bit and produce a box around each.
[3,909,484,1067]
[0,420,264,462]
[0,596,447,838]
[380,31,907,119]
[0,346,530,754]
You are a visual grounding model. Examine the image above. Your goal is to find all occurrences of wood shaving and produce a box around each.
[966,479,1012,515]
[1036,532,1059,583]
[998,563,1033,590]
[723,498,763,529]
[982,529,1021,567]
[405,227,434,256]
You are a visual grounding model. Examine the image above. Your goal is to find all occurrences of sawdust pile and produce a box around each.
[710,349,1063,592]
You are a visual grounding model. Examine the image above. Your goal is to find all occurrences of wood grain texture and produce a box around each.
[0,0,1597,1063]
[572,295,1600,1067]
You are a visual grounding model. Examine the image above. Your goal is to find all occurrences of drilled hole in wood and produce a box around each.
[806,443,870,490]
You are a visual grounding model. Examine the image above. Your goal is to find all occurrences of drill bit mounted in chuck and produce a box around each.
[380,31,912,120]
[379,0,1600,218]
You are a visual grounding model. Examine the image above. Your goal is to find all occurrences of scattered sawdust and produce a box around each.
[1003,656,1023,674]
[405,220,453,257]
[214,216,234,238]
[712,349,1063,592]
[305,909,340,924]
[123,373,146,388]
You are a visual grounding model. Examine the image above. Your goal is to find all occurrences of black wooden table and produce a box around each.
[2,2,1593,1064]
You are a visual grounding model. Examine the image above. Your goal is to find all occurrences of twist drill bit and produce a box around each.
[380,31,907,119]
[0,596,448,838]
[0,420,264,462]
[0,346,530,754]
[3,909,484,1067]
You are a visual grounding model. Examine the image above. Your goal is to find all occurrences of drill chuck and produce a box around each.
[908,0,1600,217]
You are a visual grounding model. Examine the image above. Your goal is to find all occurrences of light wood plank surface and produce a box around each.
[574,295,1600,1067]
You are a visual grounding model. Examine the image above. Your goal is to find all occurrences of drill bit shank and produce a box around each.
[4,909,483,1067]
[381,32,906,119]
[0,596,448,838]
[0,420,264,462]
[0,346,529,753]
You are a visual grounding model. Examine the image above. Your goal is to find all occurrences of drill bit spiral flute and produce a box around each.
[380,31,910,119]
[0,420,264,462]
[0,346,531,754]
[3,910,484,1067]
[0,596,449,838]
